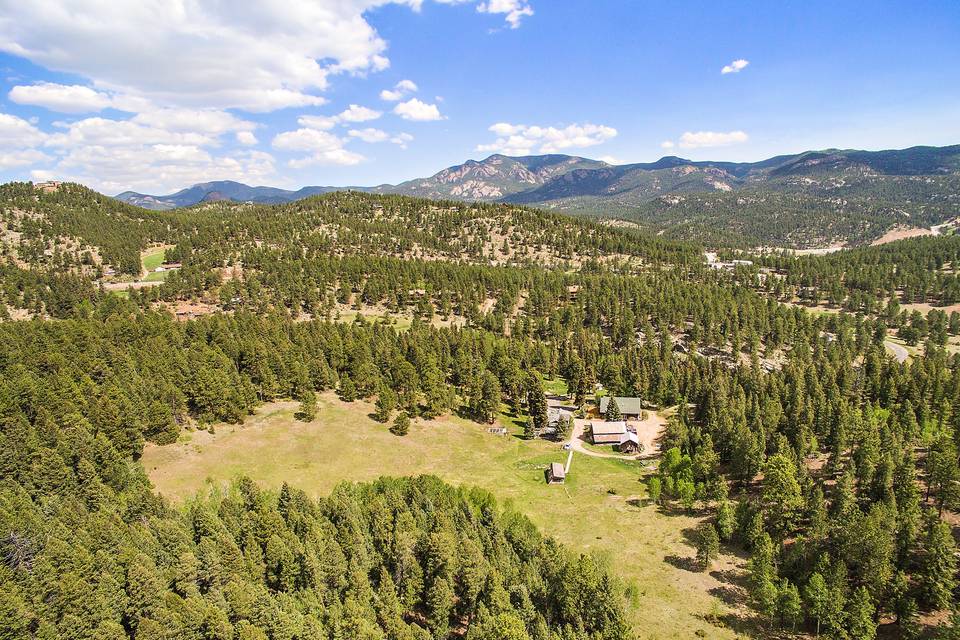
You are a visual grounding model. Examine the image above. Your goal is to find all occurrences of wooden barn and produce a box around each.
[589,420,627,445]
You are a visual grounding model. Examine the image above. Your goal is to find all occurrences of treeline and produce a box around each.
[747,234,960,313]
[657,334,960,637]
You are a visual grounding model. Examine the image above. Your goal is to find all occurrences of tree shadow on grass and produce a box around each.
[664,553,702,573]
[708,585,746,608]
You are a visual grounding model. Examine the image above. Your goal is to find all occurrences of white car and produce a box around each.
[562,443,572,450]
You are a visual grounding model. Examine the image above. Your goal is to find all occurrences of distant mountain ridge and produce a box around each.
[115,180,340,210]
[114,144,960,211]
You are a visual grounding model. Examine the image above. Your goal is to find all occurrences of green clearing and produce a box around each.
[143,269,171,282]
[141,245,168,272]
[542,376,569,396]
[143,393,754,639]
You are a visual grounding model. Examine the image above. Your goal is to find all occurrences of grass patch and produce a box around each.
[542,376,569,396]
[141,245,168,272]
[143,269,171,282]
[143,393,749,639]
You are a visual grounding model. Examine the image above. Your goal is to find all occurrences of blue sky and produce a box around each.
[1,0,958,194]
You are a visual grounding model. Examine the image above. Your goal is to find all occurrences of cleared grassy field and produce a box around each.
[141,245,169,272]
[143,393,756,639]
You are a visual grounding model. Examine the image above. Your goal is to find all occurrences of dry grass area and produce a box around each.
[870,225,936,246]
[143,393,763,639]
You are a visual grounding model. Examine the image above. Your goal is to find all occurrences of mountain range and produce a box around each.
[113,144,960,247]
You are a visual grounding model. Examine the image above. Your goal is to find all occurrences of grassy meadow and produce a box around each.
[143,393,757,639]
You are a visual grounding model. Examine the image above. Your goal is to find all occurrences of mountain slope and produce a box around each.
[373,153,610,200]
[110,144,960,246]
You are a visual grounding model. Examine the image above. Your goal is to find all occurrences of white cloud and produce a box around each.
[298,115,338,131]
[295,105,381,133]
[8,82,113,113]
[0,113,48,147]
[54,147,279,194]
[44,117,213,148]
[236,131,258,146]
[477,122,617,156]
[721,59,749,74]
[677,130,749,149]
[393,98,443,121]
[0,148,51,169]
[390,132,414,148]
[338,104,382,122]
[1,109,279,193]
[380,79,418,101]
[272,127,364,167]
[348,128,413,148]
[660,140,675,150]
[477,0,534,28]
[0,1,434,112]
[131,108,256,135]
[348,127,390,143]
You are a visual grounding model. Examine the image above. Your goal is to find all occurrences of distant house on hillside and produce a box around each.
[34,181,62,193]
[599,396,644,420]
[547,462,566,484]
[589,420,628,445]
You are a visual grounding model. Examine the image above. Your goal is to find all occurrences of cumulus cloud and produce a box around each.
[0,148,51,170]
[380,79,418,101]
[477,122,617,156]
[297,115,338,131]
[236,131,258,146]
[390,132,414,148]
[348,127,389,143]
[0,109,277,192]
[295,105,381,132]
[131,108,256,135]
[337,104,382,122]
[349,128,413,148]
[272,128,364,167]
[0,1,433,112]
[660,140,675,150]
[677,130,749,149]
[721,59,749,74]
[393,98,444,121]
[55,147,279,195]
[9,82,113,113]
[477,0,534,28]
[0,113,48,147]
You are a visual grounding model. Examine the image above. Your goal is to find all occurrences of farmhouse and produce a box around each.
[547,462,566,484]
[589,420,628,445]
[599,396,644,419]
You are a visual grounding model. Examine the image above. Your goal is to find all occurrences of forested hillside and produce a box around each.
[0,181,958,638]
[115,144,960,249]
